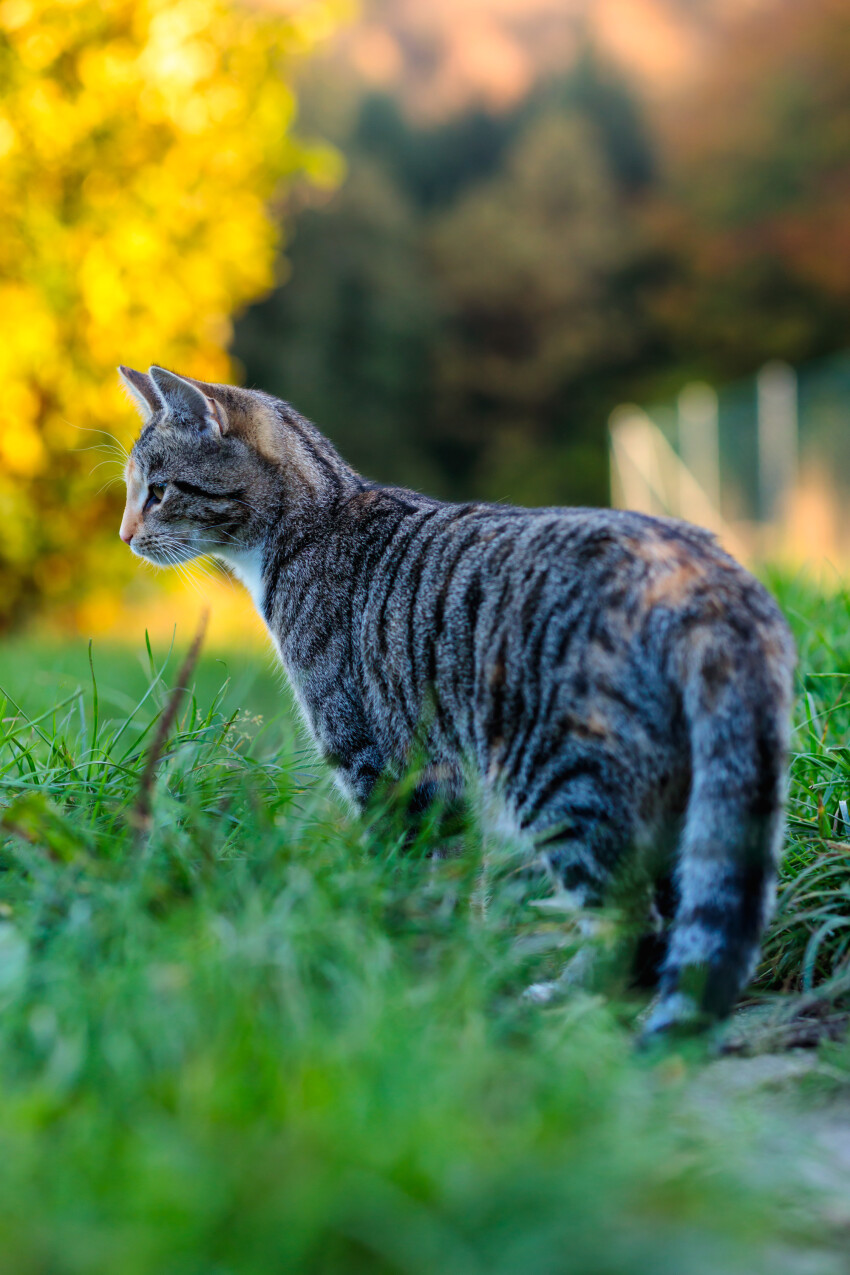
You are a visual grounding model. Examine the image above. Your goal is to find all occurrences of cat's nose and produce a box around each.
[119,511,138,544]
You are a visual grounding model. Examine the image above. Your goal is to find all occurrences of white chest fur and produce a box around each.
[219,548,266,610]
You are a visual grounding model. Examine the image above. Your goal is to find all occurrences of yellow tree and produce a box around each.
[0,0,345,630]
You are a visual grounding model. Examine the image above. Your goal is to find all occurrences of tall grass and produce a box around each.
[0,596,844,1272]
[761,572,850,998]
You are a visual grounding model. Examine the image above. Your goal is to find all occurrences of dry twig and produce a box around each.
[131,610,209,838]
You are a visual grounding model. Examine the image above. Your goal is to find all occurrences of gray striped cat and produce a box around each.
[118,364,796,1037]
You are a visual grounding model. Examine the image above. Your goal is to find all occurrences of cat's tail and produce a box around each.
[643,613,795,1038]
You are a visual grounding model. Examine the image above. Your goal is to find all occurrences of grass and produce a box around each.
[760,571,850,999]
[0,576,848,1273]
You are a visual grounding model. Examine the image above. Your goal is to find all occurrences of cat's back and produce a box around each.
[355,493,792,738]
[356,494,779,634]
[352,492,789,648]
[454,502,793,696]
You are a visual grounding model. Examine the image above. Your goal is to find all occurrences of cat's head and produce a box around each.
[117,365,347,567]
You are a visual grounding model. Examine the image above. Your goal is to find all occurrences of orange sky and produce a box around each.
[332,0,782,118]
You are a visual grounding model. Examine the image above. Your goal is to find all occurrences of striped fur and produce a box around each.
[119,365,796,1035]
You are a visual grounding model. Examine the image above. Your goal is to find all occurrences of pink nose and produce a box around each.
[120,528,133,545]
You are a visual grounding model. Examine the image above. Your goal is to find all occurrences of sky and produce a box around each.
[326,0,782,118]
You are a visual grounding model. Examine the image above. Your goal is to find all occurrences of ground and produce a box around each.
[0,571,848,1273]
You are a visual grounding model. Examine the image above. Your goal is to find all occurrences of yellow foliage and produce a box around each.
[0,0,347,629]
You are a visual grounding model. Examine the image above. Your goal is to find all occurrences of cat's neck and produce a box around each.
[220,545,267,610]
[216,477,360,615]
[219,480,438,631]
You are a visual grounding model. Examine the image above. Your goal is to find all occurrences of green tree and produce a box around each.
[237,60,657,508]
[431,108,645,506]
[234,158,442,494]
[646,0,850,373]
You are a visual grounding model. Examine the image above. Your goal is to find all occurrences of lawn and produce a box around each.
[0,575,848,1274]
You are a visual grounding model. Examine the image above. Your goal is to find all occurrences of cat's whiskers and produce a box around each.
[164,549,207,602]
[175,562,205,600]
[184,556,221,589]
[221,494,272,525]
[77,443,129,460]
[95,475,126,497]
[194,533,244,550]
[87,455,126,471]
[68,423,131,464]
[89,461,127,492]
[195,524,242,541]
[146,535,224,598]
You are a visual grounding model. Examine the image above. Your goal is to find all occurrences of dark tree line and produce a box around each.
[235,1,850,507]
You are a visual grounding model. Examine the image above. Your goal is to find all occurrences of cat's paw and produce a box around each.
[522,945,599,1005]
[522,979,562,1005]
[636,992,719,1050]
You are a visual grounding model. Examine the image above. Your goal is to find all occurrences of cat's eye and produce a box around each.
[144,483,166,512]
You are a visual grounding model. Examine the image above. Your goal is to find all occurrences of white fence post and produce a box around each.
[609,405,746,560]
[678,382,720,514]
[757,360,798,523]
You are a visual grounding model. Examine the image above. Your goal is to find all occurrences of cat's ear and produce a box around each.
[118,366,160,423]
[147,366,227,441]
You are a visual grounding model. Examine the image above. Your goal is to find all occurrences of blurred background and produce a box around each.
[1,0,849,646]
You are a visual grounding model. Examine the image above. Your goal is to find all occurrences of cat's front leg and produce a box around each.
[308,683,464,847]
[398,762,467,855]
[328,745,386,810]
[303,685,386,812]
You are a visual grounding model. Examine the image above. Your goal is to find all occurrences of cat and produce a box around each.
[117,364,796,1037]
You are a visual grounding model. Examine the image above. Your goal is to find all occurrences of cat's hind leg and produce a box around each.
[518,812,628,1004]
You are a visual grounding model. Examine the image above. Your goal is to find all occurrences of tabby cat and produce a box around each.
[118,364,795,1036]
